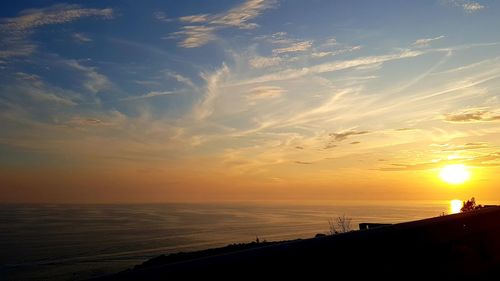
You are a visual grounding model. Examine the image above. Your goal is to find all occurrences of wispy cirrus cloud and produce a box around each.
[0,43,35,59]
[264,32,294,44]
[168,0,275,48]
[251,34,361,71]
[311,45,361,58]
[322,130,369,150]
[295,161,313,165]
[441,142,490,151]
[324,144,337,150]
[443,109,500,123]
[179,14,210,24]
[121,91,176,101]
[66,117,103,127]
[0,4,112,32]
[309,37,360,59]
[310,52,332,58]
[381,152,500,171]
[272,40,313,55]
[169,25,217,48]
[246,86,286,100]
[240,50,423,85]
[380,161,443,171]
[210,0,275,29]
[321,37,338,47]
[178,42,500,173]
[193,64,230,120]
[444,0,485,13]
[260,32,314,55]
[250,32,313,67]
[72,33,92,43]
[249,55,283,68]
[330,130,370,142]
[7,72,78,106]
[412,35,444,47]
[153,11,173,23]
[462,2,485,12]
[29,90,77,106]
[165,71,197,89]
[66,60,111,94]
[0,4,113,59]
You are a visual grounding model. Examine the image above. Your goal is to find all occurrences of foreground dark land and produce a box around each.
[94,206,500,280]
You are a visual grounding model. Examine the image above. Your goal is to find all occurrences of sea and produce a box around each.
[0,200,490,281]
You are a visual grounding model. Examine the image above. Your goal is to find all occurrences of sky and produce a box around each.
[1,0,500,203]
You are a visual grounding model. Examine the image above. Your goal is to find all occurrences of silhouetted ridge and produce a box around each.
[93,207,500,280]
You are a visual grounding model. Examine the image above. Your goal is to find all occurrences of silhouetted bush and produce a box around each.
[328,214,352,235]
[461,197,483,213]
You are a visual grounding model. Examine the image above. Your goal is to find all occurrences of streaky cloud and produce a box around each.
[295,161,313,164]
[412,35,445,47]
[329,130,369,142]
[6,72,79,106]
[169,25,217,48]
[249,56,283,68]
[0,4,112,60]
[72,33,92,43]
[441,142,490,151]
[0,4,113,32]
[166,71,197,89]
[179,14,210,23]
[462,2,485,12]
[238,50,423,85]
[444,109,500,123]
[121,91,176,101]
[246,86,285,100]
[66,117,102,126]
[381,153,500,171]
[193,64,230,120]
[65,60,111,94]
[272,41,312,54]
[311,46,361,58]
[153,11,172,22]
[210,0,275,29]
[170,0,276,48]
[444,0,485,13]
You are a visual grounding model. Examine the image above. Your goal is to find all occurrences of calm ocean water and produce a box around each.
[0,200,477,280]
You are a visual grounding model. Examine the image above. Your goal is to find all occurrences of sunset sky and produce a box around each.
[1,0,500,203]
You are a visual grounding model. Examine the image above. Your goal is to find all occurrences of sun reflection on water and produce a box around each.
[450,199,462,214]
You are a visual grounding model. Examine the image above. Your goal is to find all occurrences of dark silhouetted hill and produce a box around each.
[92,206,500,280]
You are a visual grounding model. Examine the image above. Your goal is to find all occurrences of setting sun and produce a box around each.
[440,164,470,185]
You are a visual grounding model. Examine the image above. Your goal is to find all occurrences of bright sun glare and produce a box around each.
[450,199,462,214]
[440,164,470,184]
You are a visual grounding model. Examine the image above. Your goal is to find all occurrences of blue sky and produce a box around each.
[2,0,500,202]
